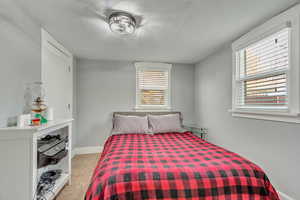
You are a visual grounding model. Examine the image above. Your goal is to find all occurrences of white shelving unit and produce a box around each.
[0,119,73,200]
[42,173,69,200]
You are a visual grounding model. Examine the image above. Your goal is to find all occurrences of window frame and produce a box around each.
[235,27,291,111]
[230,7,300,123]
[135,62,172,110]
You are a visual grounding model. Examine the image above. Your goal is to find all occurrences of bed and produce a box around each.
[85,112,279,200]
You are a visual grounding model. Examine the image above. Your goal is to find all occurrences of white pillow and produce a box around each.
[148,114,182,133]
[112,115,150,134]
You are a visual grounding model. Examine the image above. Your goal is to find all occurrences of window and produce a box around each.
[231,8,300,123]
[236,28,289,110]
[135,62,171,110]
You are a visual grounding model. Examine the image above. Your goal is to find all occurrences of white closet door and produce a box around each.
[42,29,73,119]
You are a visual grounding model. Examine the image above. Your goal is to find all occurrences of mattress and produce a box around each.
[85,132,279,200]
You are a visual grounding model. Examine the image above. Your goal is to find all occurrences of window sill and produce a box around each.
[228,109,300,124]
[134,106,171,112]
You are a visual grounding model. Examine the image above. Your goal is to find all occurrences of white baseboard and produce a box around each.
[72,146,103,158]
[278,190,295,200]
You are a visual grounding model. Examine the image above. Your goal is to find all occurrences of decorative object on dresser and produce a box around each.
[183,124,208,140]
[29,82,48,126]
[17,114,31,127]
[0,119,72,200]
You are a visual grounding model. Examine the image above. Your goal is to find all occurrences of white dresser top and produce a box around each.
[0,118,73,131]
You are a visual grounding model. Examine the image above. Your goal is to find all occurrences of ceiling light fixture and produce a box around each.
[108,12,136,35]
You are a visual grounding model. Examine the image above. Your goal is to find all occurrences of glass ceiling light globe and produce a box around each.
[109,12,136,35]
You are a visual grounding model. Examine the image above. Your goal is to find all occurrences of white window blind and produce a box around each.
[235,27,290,109]
[136,63,171,109]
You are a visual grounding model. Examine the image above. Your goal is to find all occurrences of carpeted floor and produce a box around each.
[56,154,99,200]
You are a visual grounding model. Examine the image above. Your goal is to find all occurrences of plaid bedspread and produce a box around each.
[85,132,279,200]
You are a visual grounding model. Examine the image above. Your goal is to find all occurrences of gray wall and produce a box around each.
[195,45,300,199]
[77,59,195,147]
[0,0,41,126]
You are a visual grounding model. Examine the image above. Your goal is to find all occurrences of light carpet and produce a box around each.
[56,154,99,200]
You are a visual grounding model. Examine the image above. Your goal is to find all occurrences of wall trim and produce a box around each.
[72,146,103,158]
[278,190,295,200]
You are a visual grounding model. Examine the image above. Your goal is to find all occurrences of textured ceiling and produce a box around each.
[17,0,299,64]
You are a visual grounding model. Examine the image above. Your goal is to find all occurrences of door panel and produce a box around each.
[42,30,73,119]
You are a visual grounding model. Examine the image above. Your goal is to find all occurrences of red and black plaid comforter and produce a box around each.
[85,132,279,200]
